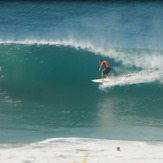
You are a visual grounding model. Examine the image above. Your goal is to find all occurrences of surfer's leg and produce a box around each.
[106,67,111,78]
[103,69,108,79]
[101,72,104,80]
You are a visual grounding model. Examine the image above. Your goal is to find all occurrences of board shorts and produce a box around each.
[103,67,111,74]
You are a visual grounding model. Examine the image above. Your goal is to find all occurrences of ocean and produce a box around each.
[0,1,163,162]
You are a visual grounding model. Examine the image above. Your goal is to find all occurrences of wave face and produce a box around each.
[0,43,103,100]
[0,43,162,98]
[0,1,163,144]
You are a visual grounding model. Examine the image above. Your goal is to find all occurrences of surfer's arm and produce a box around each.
[99,63,103,71]
[99,65,101,71]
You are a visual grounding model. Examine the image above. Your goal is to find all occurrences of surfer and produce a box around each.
[99,60,111,80]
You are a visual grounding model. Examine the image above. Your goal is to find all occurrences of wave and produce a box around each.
[0,39,162,100]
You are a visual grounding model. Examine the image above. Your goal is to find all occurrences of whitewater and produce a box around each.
[1,138,163,163]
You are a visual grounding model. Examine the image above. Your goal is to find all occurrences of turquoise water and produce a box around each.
[0,43,163,143]
[0,0,163,153]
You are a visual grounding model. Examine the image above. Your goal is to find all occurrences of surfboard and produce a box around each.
[91,78,111,83]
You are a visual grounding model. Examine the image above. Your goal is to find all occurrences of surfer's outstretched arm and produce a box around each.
[99,65,102,71]
[99,62,103,71]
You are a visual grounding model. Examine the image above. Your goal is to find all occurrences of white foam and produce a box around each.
[0,138,163,163]
[99,70,162,89]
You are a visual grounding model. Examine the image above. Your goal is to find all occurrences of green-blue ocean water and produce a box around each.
[0,1,163,144]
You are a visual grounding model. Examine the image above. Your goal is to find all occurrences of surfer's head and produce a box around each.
[99,60,103,63]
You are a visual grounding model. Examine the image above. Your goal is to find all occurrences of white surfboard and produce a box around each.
[91,78,111,83]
